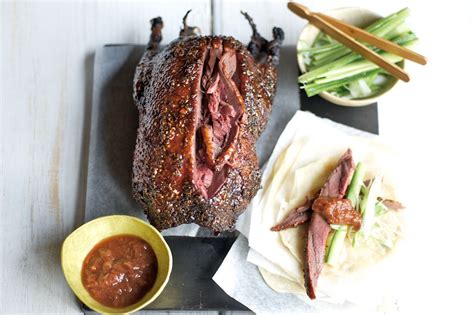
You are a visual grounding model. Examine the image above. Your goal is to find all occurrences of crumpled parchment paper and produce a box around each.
[214,111,406,314]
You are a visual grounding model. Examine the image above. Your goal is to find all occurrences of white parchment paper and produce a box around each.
[213,111,405,314]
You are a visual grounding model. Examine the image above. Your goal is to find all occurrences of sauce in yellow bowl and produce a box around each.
[61,215,172,314]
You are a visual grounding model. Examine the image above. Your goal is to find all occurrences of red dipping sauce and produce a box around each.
[81,234,158,308]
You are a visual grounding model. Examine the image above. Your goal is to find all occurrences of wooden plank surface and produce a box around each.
[0,1,211,313]
[1,0,474,314]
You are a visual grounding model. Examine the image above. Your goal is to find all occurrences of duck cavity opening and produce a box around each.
[194,43,244,199]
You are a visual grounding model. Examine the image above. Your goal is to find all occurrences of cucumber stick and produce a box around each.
[326,162,366,266]
[326,231,346,265]
[346,163,366,207]
[360,175,382,239]
[296,8,416,99]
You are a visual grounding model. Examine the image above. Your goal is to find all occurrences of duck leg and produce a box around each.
[148,17,163,51]
[134,16,164,106]
[241,12,284,108]
[241,11,284,66]
[179,10,201,38]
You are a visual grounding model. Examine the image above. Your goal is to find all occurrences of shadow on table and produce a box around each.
[73,51,95,229]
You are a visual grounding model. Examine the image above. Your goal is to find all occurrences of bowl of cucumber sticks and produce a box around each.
[297,7,417,106]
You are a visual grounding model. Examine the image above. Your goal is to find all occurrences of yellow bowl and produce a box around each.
[61,215,172,314]
[297,7,404,107]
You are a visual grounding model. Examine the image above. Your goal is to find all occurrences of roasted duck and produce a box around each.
[132,11,284,232]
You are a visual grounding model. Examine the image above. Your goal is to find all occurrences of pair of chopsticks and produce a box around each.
[288,2,427,82]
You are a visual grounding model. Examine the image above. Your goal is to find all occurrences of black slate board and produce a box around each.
[146,237,247,311]
[300,93,378,134]
[84,44,377,313]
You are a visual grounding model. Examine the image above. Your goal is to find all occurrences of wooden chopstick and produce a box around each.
[316,12,427,65]
[288,2,411,82]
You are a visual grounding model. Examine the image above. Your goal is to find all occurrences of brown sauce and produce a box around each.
[81,234,158,308]
[312,197,362,230]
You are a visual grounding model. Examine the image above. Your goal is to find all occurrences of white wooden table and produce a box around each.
[1,0,473,313]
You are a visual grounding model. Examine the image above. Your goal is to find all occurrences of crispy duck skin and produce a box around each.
[132,12,284,232]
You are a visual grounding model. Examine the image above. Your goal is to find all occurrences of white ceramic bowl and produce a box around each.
[297,7,403,107]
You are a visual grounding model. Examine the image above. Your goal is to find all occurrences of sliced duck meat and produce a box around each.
[270,198,313,231]
[200,125,216,166]
[304,149,355,299]
[319,148,355,198]
[312,197,361,230]
[272,148,356,231]
[381,198,405,211]
[194,44,244,199]
[304,213,331,300]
